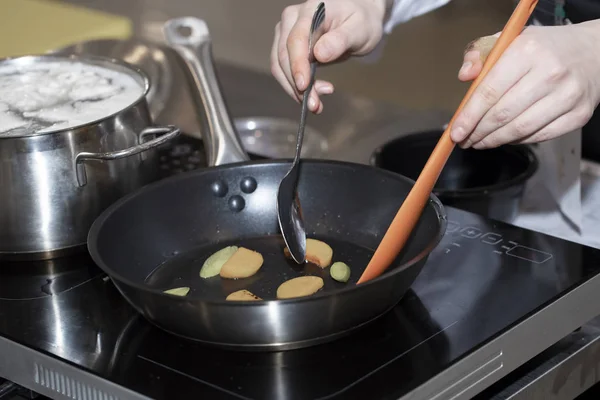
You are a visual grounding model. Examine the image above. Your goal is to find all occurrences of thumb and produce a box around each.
[314,23,378,63]
[313,29,351,63]
[313,13,377,63]
[458,33,499,82]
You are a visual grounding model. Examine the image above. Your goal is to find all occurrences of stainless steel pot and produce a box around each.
[0,54,180,260]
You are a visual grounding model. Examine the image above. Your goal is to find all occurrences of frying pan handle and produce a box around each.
[162,17,250,167]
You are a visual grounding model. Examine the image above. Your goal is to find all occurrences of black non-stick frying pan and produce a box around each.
[87,17,446,351]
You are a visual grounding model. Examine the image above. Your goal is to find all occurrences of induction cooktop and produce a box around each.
[2,136,600,400]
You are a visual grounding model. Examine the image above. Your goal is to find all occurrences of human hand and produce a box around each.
[271,0,390,113]
[451,22,600,149]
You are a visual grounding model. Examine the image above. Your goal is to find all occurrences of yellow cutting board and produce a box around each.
[0,0,132,58]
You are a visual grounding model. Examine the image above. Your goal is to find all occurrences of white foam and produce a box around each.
[0,59,145,137]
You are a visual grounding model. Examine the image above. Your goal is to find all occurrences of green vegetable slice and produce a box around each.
[330,262,351,283]
[163,287,190,296]
[200,246,238,278]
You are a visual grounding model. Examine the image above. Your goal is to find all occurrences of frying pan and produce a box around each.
[87,17,446,351]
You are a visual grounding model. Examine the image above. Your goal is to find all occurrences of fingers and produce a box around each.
[458,33,500,81]
[270,23,332,114]
[314,80,333,93]
[270,23,299,102]
[458,51,483,82]
[274,4,335,112]
[303,81,333,114]
[461,67,554,147]
[286,7,314,92]
[273,1,379,113]
[467,78,594,149]
[513,86,595,145]
[466,34,500,62]
[514,110,588,144]
[469,92,572,149]
[449,25,599,149]
[451,42,531,144]
[279,8,303,99]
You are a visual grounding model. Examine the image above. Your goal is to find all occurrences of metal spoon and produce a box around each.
[277,2,326,264]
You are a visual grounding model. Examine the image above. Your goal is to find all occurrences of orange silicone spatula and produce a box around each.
[357,0,539,284]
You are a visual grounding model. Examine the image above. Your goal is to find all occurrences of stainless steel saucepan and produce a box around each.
[0,54,180,260]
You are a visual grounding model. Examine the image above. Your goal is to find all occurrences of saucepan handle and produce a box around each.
[74,125,180,187]
[162,17,249,167]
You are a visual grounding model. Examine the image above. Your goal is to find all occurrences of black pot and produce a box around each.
[371,129,538,222]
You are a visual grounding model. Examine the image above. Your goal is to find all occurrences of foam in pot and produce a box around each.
[0,58,145,137]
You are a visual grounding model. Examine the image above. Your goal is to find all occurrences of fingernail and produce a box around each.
[309,97,317,110]
[472,141,484,150]
[458,61,472,76]
[294,73,305,89]
[451,126,466,142]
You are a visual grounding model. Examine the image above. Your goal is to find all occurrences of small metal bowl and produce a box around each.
[234,117,329,159]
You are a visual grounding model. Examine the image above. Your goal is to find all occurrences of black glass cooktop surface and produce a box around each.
[2,138,600,400]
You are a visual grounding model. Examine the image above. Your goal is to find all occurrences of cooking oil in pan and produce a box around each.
[145,236,374,301]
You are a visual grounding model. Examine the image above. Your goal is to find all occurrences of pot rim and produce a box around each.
[371,129,539,199]
[0,53,151,139]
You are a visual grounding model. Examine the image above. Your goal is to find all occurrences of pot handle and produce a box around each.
[74,125,180,187]
[163,17,249,167]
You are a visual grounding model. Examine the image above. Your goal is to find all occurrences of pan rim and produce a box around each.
[87,159,447,306]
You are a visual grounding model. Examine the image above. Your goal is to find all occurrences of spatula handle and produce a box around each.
[358,0,539,284]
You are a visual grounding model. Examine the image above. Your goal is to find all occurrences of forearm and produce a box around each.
[383,0,452,33]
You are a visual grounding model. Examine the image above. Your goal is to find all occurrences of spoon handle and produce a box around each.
[358,0,539,284]
[294,2,326,164]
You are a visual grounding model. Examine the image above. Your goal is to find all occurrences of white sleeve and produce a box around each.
[383,0,452,33]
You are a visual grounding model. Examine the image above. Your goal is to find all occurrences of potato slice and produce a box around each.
[277,276,324,299]
[220,247,264,279]
[284,238,333,268]
[200,246,238,278]
[163,287,190,296]
[226,289,262,301]
[330,262,351,283]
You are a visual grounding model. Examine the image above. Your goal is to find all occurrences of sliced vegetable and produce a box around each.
[200,246,238,278]
[284,238,333,268]
[220,247,264,279]
[163,287,190,296]
[226,289,262,301]
[330,262,351,283]
[277,276,324,299]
